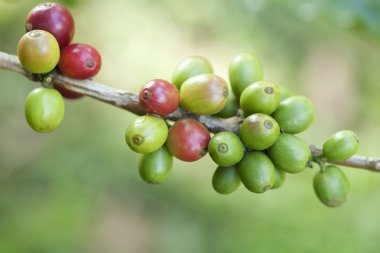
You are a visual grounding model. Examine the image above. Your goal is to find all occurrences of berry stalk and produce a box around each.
[0,51,379,172]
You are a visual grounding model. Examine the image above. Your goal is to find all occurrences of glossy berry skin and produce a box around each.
[237,151,276,193]
[166,118,211,162]
[271,169,286,189]
[239,113,280,150]
[58,43,102,80]
[17,30,60,74]
[314,165,350,207]
[172,56,213,89]
[139,79,180,116]
[213,91,239,118]
[212,166,241,194]
[53,83,83,99]
[240,80,281,115]
[139,146,173,184]
[323,130,359,162]
[125,115,168,154]
[229,52,263,98]
[272,96,315,134]
[267,133,311,174]
[25,87,65,133]
[26,2,74,48]
[208,131,245,167]
[180,74,229,115]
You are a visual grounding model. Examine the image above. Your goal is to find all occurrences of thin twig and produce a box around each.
[1,51,379,172]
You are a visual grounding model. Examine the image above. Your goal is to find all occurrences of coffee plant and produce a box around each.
[0,2,379,208]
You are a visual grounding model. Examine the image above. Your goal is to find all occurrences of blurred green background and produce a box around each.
[1,0,380,252]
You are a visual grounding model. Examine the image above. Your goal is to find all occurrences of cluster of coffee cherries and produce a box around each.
[126,53,359,208]
[18,2,101,132]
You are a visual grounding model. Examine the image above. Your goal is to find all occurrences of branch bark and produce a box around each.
[1,51,379,172]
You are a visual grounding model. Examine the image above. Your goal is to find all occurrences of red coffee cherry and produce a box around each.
[26,2,74,48]
[53,83,83,99]
[166,118,211,162]
[58,43,102,80]
[139,79,180,116]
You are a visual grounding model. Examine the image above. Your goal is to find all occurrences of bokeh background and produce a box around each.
[1,0,380,252]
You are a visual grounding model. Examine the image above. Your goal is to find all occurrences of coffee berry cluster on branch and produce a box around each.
[16,3,359,208]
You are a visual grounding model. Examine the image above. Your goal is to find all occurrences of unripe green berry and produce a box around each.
[239,113,280,150]
[212,166,241,194]
[208,131,245,167]
[237,151,275,193]
[313,165,350,207]
[272,96,315,134]
[240,80,280,115]
[172,56,213,89]
[125,115,168,154]
[323,130,359,162]
[25,87,65,133]
[229,52,263,97]
[271,169,286,189]
[267,133,311,174]
[139,146,173,184]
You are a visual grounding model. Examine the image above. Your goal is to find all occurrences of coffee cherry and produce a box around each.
[172,56,213,89]
[125,115,168,154]
[212,166,241,194]
[240,80,281,115]
[323,130,359,162]
[25,87,64,133]
[139,79,180,116]
[267,133,311,173]
[180,74,229,115]
[271,169,286,189]
[313,165,350,207]
[139,146,173,184]
[53,83,83,99]
[213,91,239,118]
[229,52,263,97]
[272,96,315,134]
[17,30,60,74]
[26,2,74,48]
[237,151,275,193]
[239,113,280,150]
[58,43,102,80]
[208,131,245,167]
[166,118,211,162]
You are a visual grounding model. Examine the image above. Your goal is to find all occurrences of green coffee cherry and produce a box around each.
[240,80,281,115]
[229,52,263,97]
[25,87,64,133]
[271,169,286,189]
[212,166,241,194]
[237,151,275,193]
[208,131,245,167]
[272,96,315,134]
[267,133,311,173]
[17,30,60,73]
[313,165,350,207]
[125,115,168,154]
[239,113,280,150]
[213,91,239,118]
[323,130,359,162]
[139,146,173,184]
[172,56,213,89]
[180,74,229,115]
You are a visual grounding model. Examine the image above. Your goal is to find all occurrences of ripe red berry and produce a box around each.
[53,83,83,99]
[139,79,180,116]
[58,43,102,80]
[166,118,211,162]
[26,2,74,48]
